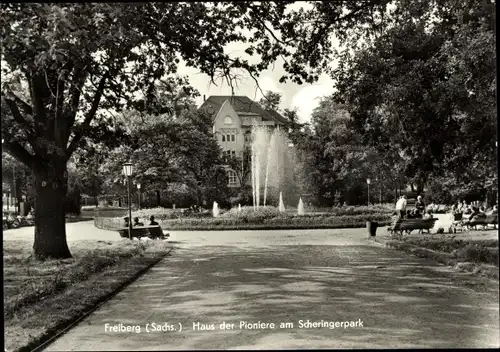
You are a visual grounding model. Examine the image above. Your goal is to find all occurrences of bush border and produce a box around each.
[94,216,392,231]
[383,239,499,280]
[9,251,171,352]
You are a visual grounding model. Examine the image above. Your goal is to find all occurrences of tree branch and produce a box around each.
[236,3,294,45]
[27,71,49,134]
[8,92,33,115]
[66,73,108,159]
[2,140,37,168]
[53,71,66,142]
[60,62,87,143]
[2,96,36,140]
[66,64,87,117]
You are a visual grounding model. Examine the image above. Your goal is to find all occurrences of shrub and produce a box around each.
[131,207,184,220]
[221,206,282,220]
[463,245,498,266]
[131,207,215,221]
[160,213,391,229]
[401,237,499,266]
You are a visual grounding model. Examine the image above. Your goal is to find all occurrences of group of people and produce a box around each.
[395,195,432,220]
[394,194,498,220]
[124,215,159,228]
[452,200,497,217]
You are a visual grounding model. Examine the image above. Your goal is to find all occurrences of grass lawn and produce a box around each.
[3,239,172,352]
[383,231,499,279]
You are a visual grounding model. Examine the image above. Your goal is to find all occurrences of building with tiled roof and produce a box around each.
[198,95,289,188]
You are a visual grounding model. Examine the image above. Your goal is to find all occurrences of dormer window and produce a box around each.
[224,115,233,125]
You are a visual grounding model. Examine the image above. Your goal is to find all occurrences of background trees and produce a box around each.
[272,0,496,206]
[327,0,496,204]
[0,2,323,259]
[1,1,495,259]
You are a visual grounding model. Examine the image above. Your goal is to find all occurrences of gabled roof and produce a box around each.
[199,95,289,125]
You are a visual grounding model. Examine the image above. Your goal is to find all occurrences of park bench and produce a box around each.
[388,217,438,236]
[117,226,169,240]
[465,214,498,230]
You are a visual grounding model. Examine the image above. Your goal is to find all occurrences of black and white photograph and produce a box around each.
[1,1,498,350]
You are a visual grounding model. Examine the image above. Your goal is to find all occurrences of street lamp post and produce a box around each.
[376,177,382,204]
[367,178,371,206]
[123,162,133,240]
[137,183,141,210]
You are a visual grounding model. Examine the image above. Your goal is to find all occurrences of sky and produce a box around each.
[180,54,336,124]
[175,2,339,125]
[1,2,338,125]
[176,1,336,124]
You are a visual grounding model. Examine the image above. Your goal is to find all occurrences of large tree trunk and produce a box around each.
[32,159,72,260]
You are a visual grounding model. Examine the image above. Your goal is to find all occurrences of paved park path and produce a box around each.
[5,222,499,349]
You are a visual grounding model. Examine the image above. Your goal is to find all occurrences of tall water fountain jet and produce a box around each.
[297,197,304,215]
[278,191,285,213]
[251,145,256,209]
[212,201,219,217]
[238,203,241,212]
[251,123,296,209]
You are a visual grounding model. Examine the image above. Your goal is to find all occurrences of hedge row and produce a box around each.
[402,237,498,253]
[388,237,499,267]
[95,213,391,231]
[128,205,394,221]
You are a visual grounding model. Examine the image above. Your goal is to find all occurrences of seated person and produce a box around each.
[407,209,416,219]
[133,217,144,227]
[416,208,425,218]
[486,205,498,216]
[415,196,425,214]
[124,217,130,228]
[473,211,486,219]
[468,207,482,222]
[149,215,159,226]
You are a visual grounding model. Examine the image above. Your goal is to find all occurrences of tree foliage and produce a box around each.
[1,1,496,258]
[98,106,229,208]
[330,0,496,200]
[258,90,282,112]
[1,2,339,259]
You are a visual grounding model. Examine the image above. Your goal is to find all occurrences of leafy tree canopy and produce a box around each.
[330,0,496,193]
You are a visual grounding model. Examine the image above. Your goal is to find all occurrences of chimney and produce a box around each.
[203,95,206,102]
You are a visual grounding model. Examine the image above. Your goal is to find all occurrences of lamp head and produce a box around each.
[122,162,133,177]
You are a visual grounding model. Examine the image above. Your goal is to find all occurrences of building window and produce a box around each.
[224,133,236,142]
[244,131,252,143]
[227,170,237,186]
[224,115,233,125]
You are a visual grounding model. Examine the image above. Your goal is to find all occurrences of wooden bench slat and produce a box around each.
[391,218,438,234]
